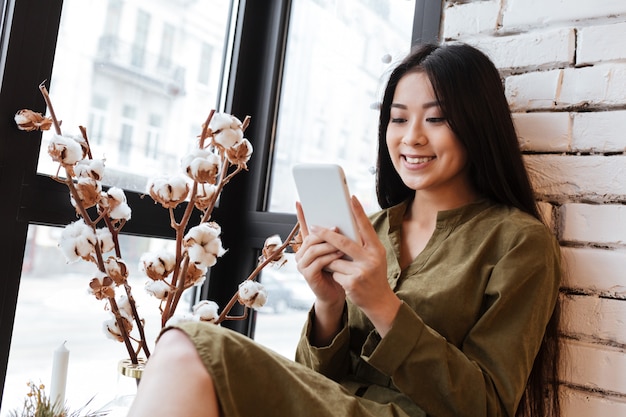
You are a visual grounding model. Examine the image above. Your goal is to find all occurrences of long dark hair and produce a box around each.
[376,43,561,417]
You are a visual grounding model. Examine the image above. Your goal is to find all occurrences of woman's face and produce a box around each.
[386,71,474,201]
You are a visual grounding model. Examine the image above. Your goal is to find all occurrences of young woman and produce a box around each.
[129,43,561,417]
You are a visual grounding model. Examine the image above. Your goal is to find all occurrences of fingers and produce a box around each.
[295,201,309,239]
[350,196,378,245]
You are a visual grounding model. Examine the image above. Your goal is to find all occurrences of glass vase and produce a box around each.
[97,359,145,416]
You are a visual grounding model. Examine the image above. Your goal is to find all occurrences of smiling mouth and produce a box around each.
[404,156,435,164]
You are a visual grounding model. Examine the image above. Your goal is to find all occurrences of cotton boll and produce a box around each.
[97,228,115,254]
[181,149,220,184]
[194,183,218,211]
[73,177,102,209]
[14,109,53,131]
[139,250,176,281]
[213,128,242,149]
[105,187,132,220]
[184,222,226,268]
[208,112,242,132]
[184,263,208,288]
[238,280,268,309]
[104,256,128,285]
[165,313,198,327]
[192,300,219,323]
[259,234,286,266]
[225,138,253,168]
[110,202,131,221]
[145,279,171,300]
[116,295,134,321]
[48,134,84,165]
[102,316,133,342]
[146,175,190,208]
[75,159,105,180]
[88,271,116,300]
[59,219,97,262]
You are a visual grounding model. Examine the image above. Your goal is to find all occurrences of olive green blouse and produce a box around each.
[295,198,561,417]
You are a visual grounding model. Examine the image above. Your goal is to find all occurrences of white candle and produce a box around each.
[50,341,69,407]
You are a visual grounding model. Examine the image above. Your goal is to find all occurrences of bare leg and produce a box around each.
[128,329,220,417]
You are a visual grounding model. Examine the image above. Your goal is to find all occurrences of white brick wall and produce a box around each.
[442,0,626,414]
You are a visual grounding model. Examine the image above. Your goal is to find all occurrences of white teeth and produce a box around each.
[405,156,434,164]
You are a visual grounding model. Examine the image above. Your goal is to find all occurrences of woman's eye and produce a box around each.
[390,117,406,123]
[426,117,446,123]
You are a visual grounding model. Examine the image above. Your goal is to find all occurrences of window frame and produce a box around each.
[0,0,441,405]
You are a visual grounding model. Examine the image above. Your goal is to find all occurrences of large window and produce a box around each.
[1,0,438,413]
[256,0,416,359]
[1,0,232,413]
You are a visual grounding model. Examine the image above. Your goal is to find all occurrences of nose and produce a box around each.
[401,122,427,146]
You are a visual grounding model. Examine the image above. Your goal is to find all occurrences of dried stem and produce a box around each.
[39,83,61,135]
[215,222,300,324]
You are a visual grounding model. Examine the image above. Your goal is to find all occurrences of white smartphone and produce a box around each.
[292,163,360,242]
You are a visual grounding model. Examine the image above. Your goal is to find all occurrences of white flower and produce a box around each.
[105,187,132,220]
[183,222,226,268]
[74,159,105,180]
[145,279,171,300]
[97,227,115,254]
[48,134,85,165]
[139,250,176,281]
[146,175,190,209]
[181,149,221,184]
[59,219,97,262]
[238,280,267,309]
[192,300,220,323]
[209,113,243,149]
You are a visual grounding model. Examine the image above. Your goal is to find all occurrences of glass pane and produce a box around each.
[268,0,416,215]
[36,0,232,193]
[2,225,195,414]
[258,0,416,358]
[254,253,315,358]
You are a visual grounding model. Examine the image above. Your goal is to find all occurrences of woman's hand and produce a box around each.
[295,202,346,346]
[309,196,402,337]
[296,197,402,336]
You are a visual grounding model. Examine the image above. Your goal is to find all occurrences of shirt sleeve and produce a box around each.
[294,305,351,382]
[364,224,561,417]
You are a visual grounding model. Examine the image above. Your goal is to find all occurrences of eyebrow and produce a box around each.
[390,101,440,110]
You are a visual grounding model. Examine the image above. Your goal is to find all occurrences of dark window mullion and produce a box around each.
[0,0,64,405]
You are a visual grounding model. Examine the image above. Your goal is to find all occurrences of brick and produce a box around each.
[471,28,575,70]
[562,247,626,296]
[561,295,626,345]
[559,64,626,107]
[502,0,626,30]
[525,155,626,200]
[562,340,626,394]
[513,112,571,152]
[505,70,561,111]
[577,22,626,65]
[442,1,499,39]
[572,111,626,152]
[560,203,626,245]
[562,385,626,417]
